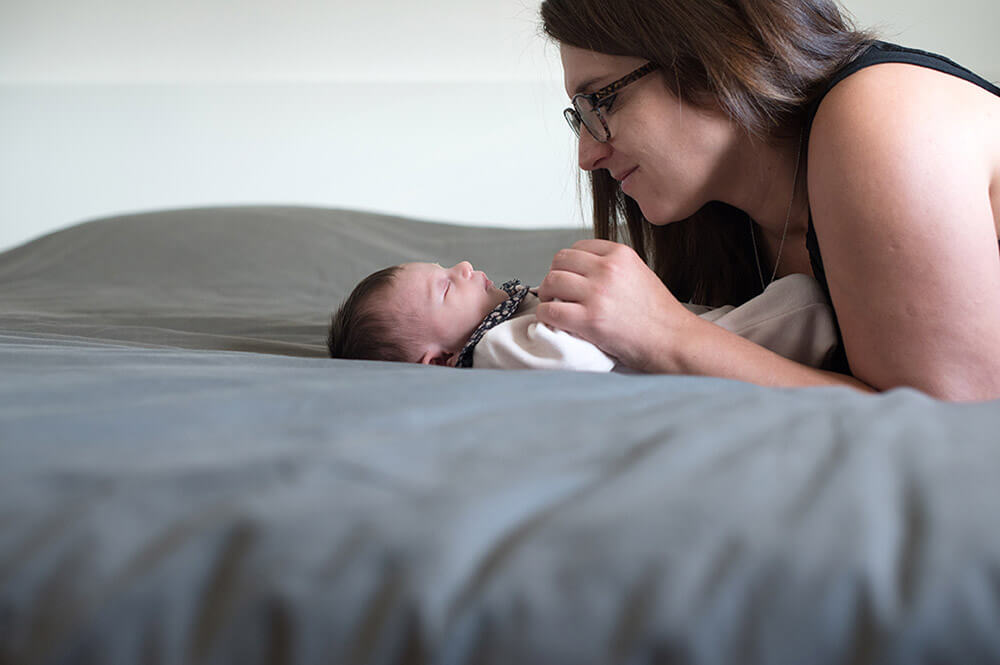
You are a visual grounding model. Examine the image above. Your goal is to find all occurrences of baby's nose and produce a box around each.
[454,261,474,278]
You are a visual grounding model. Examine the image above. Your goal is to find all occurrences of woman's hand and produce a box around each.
[535,239,697,371]
[536,239,876,393]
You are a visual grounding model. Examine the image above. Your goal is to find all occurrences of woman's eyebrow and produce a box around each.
[574,75,611,95]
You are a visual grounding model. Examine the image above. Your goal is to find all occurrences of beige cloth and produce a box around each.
[473,273,837,372]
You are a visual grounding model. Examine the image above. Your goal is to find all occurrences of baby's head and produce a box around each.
[328,261,508,367]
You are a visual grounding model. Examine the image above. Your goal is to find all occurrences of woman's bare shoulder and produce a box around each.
[811,62,999,166]
[804,64,1000,399]
[809,63,1000,184]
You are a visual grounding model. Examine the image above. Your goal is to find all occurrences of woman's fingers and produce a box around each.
[548,246,604,277]
[549,240,639,274]
[570,238,623,256]
[535,299,590,338]
[537,268,591,303]
[535,239,682,368]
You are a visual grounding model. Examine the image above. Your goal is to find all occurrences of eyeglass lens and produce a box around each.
[563,108,581,138]
[564,98,607,142]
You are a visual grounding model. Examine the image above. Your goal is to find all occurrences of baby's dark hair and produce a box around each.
[327,266,418,362]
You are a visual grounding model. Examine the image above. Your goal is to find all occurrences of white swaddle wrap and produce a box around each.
[473,274,838,372]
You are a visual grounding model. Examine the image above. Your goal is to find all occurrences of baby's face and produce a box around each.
[390,262,509,365]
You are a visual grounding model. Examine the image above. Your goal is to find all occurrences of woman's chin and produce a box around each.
[633,199,674,226]
[634,193,702,226]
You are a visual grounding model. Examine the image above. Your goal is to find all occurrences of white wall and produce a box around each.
[0,0,560,84]
[1,0,997,252]
[846,0,998,81]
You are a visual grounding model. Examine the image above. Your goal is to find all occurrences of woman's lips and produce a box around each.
[620,167,638,190]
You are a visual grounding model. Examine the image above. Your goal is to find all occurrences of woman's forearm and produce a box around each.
[643,315,876,393]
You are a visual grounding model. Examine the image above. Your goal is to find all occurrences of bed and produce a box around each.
[2,205,1000,665]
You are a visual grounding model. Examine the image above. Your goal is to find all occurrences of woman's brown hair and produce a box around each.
[328,266,416,362]
[541,0,876,305]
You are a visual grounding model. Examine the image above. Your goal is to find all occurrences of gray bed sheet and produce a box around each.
[2,206,1000,665]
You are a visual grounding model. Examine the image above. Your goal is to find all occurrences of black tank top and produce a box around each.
[803,41,1000,375]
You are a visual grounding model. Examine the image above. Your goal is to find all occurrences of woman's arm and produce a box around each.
[653,312,876,392]
[535,240,875,393]
[807,64,1000,401]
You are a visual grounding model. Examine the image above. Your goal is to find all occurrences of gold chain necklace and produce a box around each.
[751,129,803,291]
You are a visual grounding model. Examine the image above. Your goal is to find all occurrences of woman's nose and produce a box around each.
[578,130,612,171]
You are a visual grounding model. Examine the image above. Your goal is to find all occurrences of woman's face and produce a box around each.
[560,45,736,225]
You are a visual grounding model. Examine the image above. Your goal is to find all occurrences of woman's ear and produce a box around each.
[419,348,453,366]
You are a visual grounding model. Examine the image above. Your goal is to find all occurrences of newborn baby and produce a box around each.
[327,261,838,372]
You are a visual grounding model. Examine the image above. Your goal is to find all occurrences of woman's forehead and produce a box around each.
[560,44,647,95]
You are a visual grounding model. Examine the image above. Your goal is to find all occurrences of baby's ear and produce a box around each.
[419,348,453,366]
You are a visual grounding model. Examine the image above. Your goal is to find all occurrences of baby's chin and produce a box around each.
[468,287,508,330]
[486,283,509,304]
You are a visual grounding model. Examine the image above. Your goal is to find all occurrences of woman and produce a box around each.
[535,0,1000,401]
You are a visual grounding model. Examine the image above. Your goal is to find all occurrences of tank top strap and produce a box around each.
[819,41,1000,102]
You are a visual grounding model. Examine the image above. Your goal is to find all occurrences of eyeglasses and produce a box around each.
[564,62,660,143]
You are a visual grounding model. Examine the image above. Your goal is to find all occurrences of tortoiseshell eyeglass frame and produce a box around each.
[563,62,660,143]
